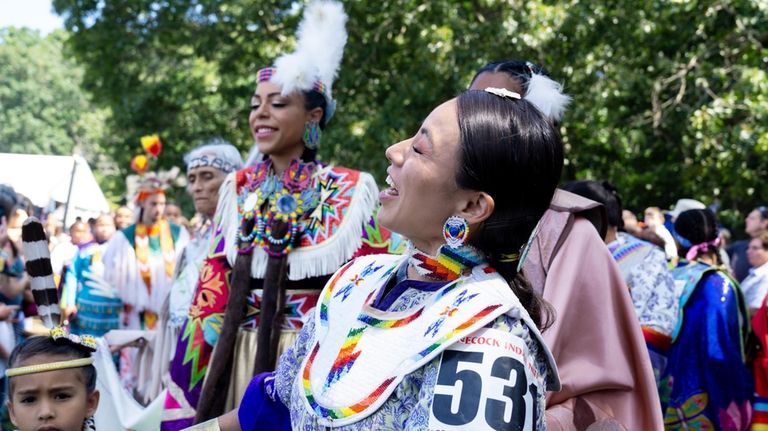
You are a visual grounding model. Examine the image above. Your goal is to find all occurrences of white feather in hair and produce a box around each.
[273,0,348,102]
[525,73,571,121]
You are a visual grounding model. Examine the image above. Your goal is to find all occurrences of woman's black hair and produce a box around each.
[674,209,719,245]
[456,90,562,329]
[562,180,624,229]
[471,60,551,95]
[674,209,720,261]
[8,336,96,393]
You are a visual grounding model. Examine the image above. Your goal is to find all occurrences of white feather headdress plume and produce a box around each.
[272,0,348,106]
[525,73,571,122]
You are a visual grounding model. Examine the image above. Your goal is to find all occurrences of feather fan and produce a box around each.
[21,217,61,328]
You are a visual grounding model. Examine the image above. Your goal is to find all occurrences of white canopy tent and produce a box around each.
[0,153,110,226]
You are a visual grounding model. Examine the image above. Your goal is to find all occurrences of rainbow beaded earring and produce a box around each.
[443,216,469,249]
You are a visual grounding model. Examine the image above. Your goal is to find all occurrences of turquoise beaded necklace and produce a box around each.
[237,159,320,256]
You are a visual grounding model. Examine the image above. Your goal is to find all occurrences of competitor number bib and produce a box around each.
[428,327,542,431]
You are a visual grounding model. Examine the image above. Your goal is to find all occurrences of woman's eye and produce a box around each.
[250,104,260,110]
[412,144,423,155]
[20,396,35,404]
[271,102,286,108]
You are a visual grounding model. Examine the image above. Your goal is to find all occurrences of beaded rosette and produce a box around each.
[236,160,320,256]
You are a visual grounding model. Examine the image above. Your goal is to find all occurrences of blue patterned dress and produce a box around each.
[662,261,753,430]
[62,241,122,337]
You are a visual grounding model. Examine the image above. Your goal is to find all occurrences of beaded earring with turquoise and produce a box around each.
[303,120,322,150]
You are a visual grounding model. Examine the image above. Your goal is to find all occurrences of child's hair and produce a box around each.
[8,336,97,393]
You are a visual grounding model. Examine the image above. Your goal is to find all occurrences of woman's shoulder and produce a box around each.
[700,268,738,290]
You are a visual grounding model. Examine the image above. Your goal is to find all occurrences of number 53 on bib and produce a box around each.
[428,327,543,431]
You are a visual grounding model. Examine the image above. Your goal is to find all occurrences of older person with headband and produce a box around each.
[470,60,662,429]
[130,139,244,406]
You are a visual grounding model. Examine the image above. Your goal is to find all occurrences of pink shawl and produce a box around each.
[524,190,663,430]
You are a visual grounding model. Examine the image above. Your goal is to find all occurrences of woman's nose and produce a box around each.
[255,103,270,117]
[385,139,409,166]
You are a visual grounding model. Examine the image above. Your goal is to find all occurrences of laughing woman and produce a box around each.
[222,87,563,431]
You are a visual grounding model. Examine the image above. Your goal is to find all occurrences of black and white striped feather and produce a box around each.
[21,217,61,328]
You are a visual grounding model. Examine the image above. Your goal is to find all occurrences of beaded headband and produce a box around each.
[6,357,95,378]
[136,188,165,204]
[5,326,97,378]
[186,155,238,174]
[257,67,329,99]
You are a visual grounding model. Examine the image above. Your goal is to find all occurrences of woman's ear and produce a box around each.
[307,107,323,124]
[459,191,495,226]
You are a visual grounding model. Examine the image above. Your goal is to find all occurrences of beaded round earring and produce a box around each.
[443,216,469,249]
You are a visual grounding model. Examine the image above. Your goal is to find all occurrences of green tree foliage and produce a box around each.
[0,28,120,201]
[52,0,768,232]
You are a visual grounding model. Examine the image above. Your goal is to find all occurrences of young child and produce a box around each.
[5,330,99,431]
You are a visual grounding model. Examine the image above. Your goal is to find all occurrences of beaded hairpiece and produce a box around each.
[51,325,98,351]
[484,87,522,100]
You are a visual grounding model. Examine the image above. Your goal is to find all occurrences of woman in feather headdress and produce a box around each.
[160,2,402,429]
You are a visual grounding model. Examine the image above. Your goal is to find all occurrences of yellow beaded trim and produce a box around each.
[50,326,98,351]
[498,253,520,263]
[5,357,94,378]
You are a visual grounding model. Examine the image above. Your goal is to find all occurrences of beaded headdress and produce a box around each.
[129,167,182,205]
[6,218,97,378]
[256,0,348,124]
